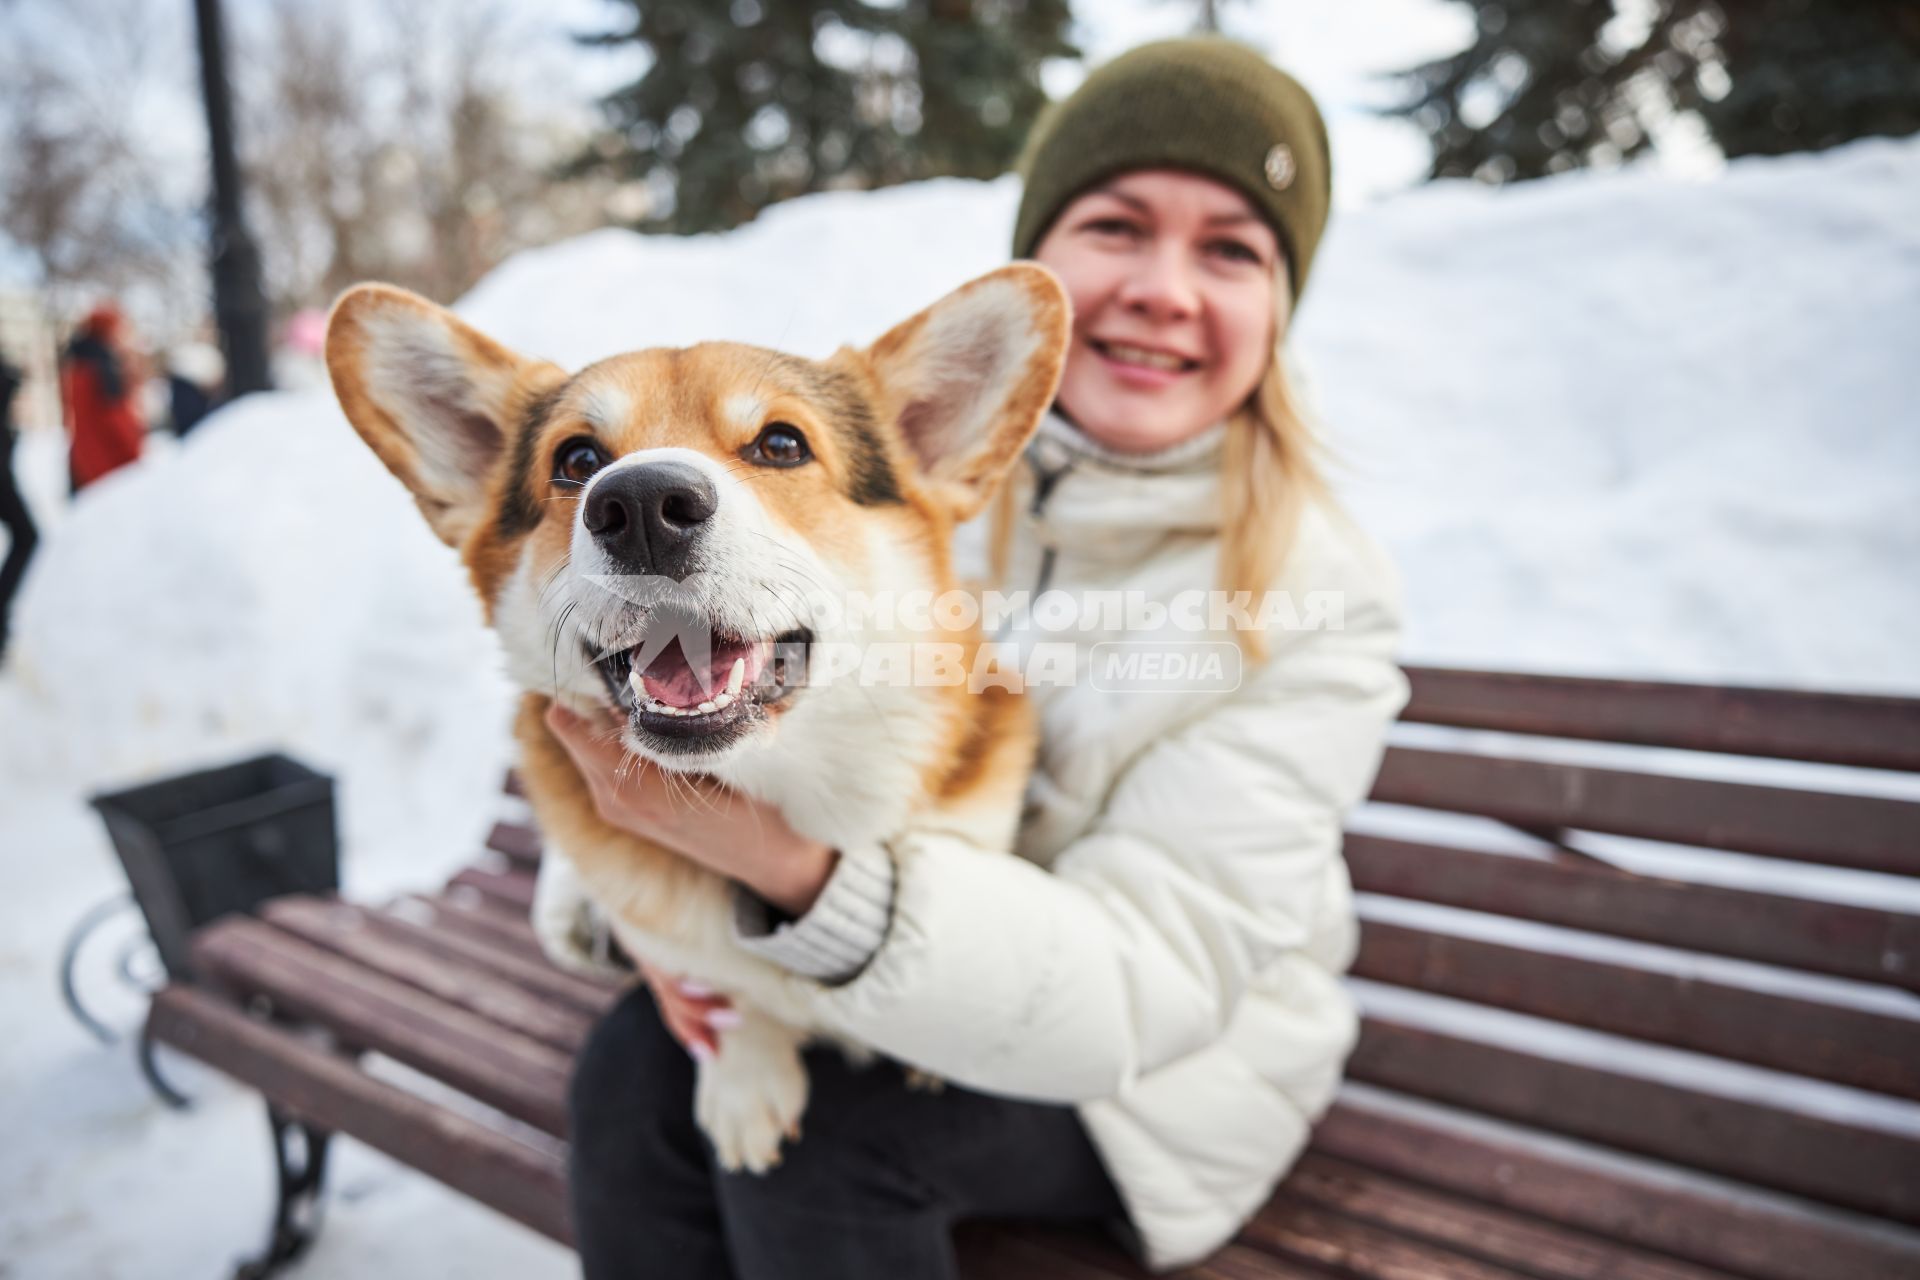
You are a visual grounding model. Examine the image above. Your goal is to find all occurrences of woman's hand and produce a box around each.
[545,703,839,917]
[641,962,739,1060]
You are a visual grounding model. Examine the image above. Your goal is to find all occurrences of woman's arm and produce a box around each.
[812,575,1407,1102]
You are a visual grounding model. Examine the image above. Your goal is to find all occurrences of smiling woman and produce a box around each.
[559,35,1408,1280]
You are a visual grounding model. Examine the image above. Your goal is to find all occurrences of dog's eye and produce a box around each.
[553,438,608,486]
[746,423,811,468]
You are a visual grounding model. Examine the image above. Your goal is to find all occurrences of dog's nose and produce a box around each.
[583,461,718,579]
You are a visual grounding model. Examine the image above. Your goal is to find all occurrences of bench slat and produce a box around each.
[479,779,1920,979]
[1371,747,1920,877]
[1282,1154,1729,1280]
[486,821,543,868]
[450,865,539,913]
[429,890,546,953]
[1193,1244,1342,1279]
[1345,834,1920,991]
[1401,668,1920,773]
[1243,1197,1533,1280]
[1353,919,1920,1099]
[1347,1020,1920,1226]
[192,917,573,1138]
[370,899,619,1017]
[148,985,572,1245]
[1312,1090,1920,1280]
[969,1226,1350,1280]
[261,897,600,1052]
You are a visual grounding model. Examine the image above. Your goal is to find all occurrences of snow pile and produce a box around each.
[1302,138,1920,686]
[2,137,1918,1278]
[1,390,518,900]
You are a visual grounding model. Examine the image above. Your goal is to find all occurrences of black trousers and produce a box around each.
[0,447,35,655]
[568,984,1127,1280]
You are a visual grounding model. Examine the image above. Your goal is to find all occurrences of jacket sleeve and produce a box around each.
[814,550,1407,1103]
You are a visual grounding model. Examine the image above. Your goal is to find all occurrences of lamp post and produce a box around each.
[192,0,272,395]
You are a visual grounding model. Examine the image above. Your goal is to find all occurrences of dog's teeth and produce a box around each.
[713,692,733,709]
[628,666,646,699]
[697,700,716,714]
[727,658,745,697]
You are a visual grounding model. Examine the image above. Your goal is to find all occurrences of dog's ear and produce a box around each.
[326,284,564,547]
[860,264,1070,522]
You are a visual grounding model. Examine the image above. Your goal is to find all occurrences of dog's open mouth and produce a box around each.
[590,622,812,749]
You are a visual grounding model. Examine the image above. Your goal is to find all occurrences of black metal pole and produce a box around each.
[192,0,272,395]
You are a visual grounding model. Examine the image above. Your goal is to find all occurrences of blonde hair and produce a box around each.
[1217,341,1330,662]
[990,315,1329,666]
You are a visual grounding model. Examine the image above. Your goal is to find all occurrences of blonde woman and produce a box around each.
[544,37,1407,1279]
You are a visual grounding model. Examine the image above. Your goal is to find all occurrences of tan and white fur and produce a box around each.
[325,266,1070,1172]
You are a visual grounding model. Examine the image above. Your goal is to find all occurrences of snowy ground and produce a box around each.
[3,136,1917,1276]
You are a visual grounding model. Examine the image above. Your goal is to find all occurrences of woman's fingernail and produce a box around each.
[679,979,715,999]
[689,1041,714,1063]
[707,1008,742,1030]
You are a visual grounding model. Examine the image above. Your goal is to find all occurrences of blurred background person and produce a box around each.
[60,303,147,493]
[163,340,225,438]
[0,351,33,660]
[269,308,328,393]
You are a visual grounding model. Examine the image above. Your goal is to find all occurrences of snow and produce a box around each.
[4,136,1918,1276]
[1305,140,1920,688]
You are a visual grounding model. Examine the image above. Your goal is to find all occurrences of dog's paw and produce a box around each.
[695,1019,809,1175]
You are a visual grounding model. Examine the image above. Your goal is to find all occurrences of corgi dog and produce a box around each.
[325,265,1070,1172]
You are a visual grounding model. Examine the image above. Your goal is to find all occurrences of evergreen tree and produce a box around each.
[1682,2,1920,159]
[902,0,1076,180]
[1388,0,1920,184]
[575,0,1076,233]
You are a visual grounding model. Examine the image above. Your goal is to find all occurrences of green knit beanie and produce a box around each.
[1012,37,1333,305]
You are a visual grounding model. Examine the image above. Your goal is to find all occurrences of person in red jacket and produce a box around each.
[62,303,147,492]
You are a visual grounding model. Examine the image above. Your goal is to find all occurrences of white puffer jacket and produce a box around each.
[809,411,1409,1269]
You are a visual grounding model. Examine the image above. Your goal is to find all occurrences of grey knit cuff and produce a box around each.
[731,842,895,984]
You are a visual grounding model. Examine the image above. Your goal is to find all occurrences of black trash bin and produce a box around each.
[90,753,339,982]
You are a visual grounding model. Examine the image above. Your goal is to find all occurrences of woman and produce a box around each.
[543,37,1407,1278]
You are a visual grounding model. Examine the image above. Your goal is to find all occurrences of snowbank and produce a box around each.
[1303,138,1920,687]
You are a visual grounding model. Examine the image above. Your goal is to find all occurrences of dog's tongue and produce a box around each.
[640,634,769,708]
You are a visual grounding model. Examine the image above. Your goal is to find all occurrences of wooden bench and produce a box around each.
[147,666,1920,1279]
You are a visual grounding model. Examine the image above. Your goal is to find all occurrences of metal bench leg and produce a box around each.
[137,1027,193,1110]
[234,1105,333,1280]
